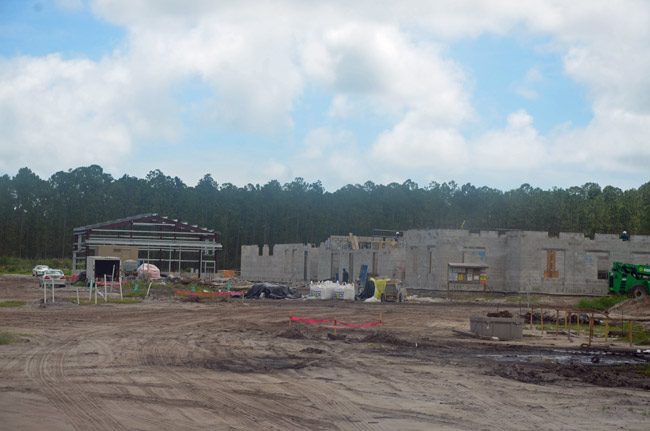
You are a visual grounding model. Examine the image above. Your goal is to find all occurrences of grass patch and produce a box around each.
[76,297,141,305]
[0,300,26,308]
[503,294,544,304]
[110,298,141,304]
[0,331,17,345]
[577,295,627,311]
[0,256,72,275]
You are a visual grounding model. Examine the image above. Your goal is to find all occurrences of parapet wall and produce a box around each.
[241,229,650,295]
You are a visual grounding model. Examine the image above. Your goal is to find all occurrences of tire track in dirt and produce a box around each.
[24,335,127,431]
[137,337,278,429]
[133,332,334,430]
[17,309,190,431]
[282,369,383,431]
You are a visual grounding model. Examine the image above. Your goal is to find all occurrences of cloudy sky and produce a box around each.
[1,0,649,190]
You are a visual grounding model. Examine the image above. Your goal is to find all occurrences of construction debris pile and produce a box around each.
[245,283,301,299]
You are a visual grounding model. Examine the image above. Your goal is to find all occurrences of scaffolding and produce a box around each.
[72,213,221,277]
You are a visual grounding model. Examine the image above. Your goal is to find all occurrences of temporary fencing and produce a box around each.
[524,305,639,348]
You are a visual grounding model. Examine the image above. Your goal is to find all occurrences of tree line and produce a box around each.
[1,165,649,268]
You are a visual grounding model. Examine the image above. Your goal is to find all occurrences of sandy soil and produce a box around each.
[1,275,649,430]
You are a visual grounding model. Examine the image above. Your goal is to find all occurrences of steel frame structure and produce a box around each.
[73,213,221,277]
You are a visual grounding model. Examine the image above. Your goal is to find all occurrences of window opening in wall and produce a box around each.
[348,253,354,281]
[303,250,308,281]
[410,247,417,275]
[427,246,435,274]
[372,252,377,275]
[544,250,559,278]
[330,252,341,279]
[283,250,289,273]
[597,270,608,280]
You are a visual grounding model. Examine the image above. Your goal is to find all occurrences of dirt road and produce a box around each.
[1,275,649,430]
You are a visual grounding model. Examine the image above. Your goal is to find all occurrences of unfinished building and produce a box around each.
[241,229,650,295]
[73,214,222,277]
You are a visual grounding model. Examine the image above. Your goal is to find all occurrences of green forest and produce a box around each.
[1,165,649,268]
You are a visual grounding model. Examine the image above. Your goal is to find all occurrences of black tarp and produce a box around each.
[245,283,301,299]
[356,279,375,300]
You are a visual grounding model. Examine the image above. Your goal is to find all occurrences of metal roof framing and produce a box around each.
[72,214,222,277]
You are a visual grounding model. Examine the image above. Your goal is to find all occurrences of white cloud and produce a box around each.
[2,1,650,189]
[262,161,292,182]
[0,54,133,175]
[474,110,546,170]
[299,127,367,187]
[372,112,468,169]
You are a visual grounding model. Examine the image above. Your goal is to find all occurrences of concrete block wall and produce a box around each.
[315,247,406,282]
[241,230,650,295]
[240,243,315,282]
[512,231,650,295]
[405,229,509,293]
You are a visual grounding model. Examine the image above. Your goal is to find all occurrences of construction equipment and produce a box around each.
[358,277,406,303]
[608,262,650,299]
[382,279,407,302]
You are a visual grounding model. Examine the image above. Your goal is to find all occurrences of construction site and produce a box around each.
[0,221,648,429]
[1,260,650,429]
[242,228,650,296]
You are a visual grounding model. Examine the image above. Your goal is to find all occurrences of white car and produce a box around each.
[32,265,49,276]
[40,269,66,288]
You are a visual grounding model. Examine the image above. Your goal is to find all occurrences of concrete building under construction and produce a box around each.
[73,213,222,276]
[241,229,650,295]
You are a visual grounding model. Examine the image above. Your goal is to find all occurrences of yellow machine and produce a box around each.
[369,277,406,302]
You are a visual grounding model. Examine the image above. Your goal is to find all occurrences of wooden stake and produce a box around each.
[51,278,55,302]
[43,278,47,304]
[577,311,581,335]
[104,275,107,302]
[94,279,98,305]
[555,309,560,335]
[146,281,153,297]
[629,321,633,347]
[110,265,116,293]
[588,312,594,347]
[119,276,123,300]
[76,285,80,305]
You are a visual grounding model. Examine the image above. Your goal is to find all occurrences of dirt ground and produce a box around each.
[1,275,649,430]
